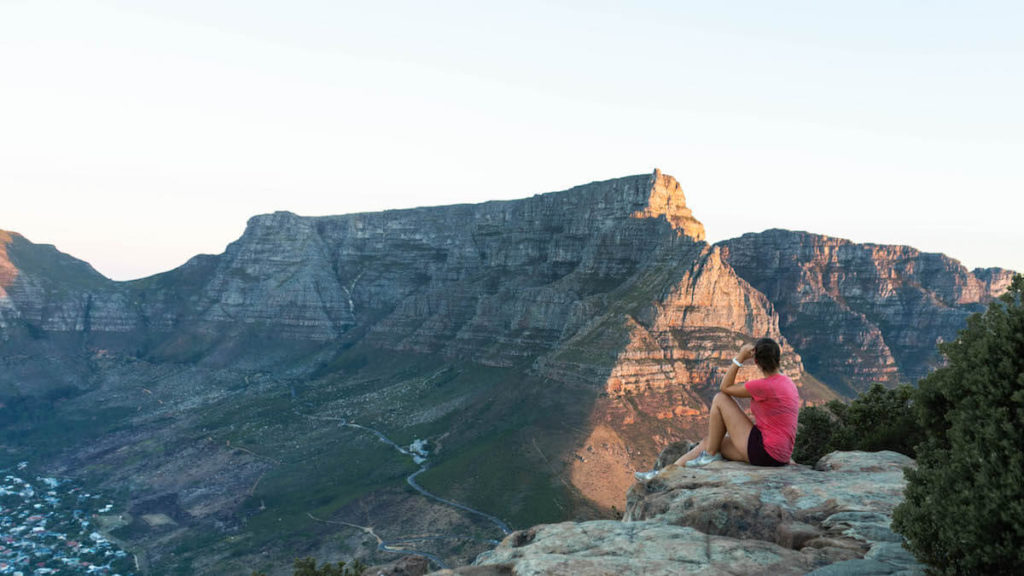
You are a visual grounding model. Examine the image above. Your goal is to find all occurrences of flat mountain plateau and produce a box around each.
[0,171,1014,575]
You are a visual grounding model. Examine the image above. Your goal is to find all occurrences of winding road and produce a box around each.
[298,412,511,569]
[406,468,510,535]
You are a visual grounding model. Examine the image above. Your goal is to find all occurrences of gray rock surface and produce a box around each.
[468,451,924,576]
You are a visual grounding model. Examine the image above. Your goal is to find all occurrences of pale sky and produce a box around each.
[2,1,1022,280]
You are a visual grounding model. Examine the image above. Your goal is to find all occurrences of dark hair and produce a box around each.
[754,337,781,373]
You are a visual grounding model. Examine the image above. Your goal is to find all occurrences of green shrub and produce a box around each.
[792,383,922,465]
[791,404,836,464]
[892,274,1024,575]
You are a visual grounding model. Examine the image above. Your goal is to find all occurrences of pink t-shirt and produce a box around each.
[744,373,800,462]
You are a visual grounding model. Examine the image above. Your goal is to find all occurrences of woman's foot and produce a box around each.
[634,470,659,481]
[684,450,723,467]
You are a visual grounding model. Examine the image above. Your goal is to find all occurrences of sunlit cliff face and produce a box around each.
[631,169,706,242]
[567,175,814,513]
[0,231,19,299]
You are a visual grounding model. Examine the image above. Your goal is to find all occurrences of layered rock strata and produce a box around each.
[631,168,705,241]
[1,171,708,367]
[721,230,1014,393]
[565,244,821,510]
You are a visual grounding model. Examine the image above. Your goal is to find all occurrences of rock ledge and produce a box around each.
[456,451,923,576]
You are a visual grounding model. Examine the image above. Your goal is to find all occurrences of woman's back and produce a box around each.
[745,372,800,462]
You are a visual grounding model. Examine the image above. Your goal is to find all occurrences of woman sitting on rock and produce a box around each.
[675,337,800,468]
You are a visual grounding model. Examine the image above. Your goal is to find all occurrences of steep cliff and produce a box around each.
[720,230,1012,394]
[558,244,830,511]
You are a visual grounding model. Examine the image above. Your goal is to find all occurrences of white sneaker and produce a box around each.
[634,470,659,481]
[684,450,723,467]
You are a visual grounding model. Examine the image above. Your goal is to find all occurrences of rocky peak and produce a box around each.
[243,210,306,232]
[632,169,706,241]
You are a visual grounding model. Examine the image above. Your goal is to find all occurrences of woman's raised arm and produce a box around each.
[721,343,755,397]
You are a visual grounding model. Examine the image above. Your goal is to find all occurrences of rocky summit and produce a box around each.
[0,170,1013,574]
[465,451,922,576]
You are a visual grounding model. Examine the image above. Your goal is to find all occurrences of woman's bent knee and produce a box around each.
[712,392,734,407]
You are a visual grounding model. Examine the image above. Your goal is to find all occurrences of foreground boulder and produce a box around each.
[445,451,923,575]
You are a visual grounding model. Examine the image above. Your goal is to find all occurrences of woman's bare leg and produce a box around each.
[675,393,754,466]
[706,392,753,461]
[718,434,748,463]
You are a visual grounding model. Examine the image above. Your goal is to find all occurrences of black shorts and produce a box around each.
[747,425,787,467]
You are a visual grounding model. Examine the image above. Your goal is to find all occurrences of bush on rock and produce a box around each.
[792,383,921,465]
[893,274,1024,575]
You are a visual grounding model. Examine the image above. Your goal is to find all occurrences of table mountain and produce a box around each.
[0,170,1012,574]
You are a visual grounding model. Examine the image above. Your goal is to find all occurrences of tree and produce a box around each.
[791,383,921,465]
[892,274,1024,575]
[791,403,837,464]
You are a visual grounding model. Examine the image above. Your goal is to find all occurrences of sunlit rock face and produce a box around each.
[604,245,803,401]
[0,231,17,293]
[0,232,19,329]
[721,229,1012,393]
[569,244,811,511]
[631,168,706,241]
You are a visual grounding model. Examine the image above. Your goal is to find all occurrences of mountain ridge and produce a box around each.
[0,170,1015,574]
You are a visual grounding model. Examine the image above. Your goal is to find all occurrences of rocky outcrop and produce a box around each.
[469,451,923,575]
[151,210,357,345]
[721,230,1011,394]
[631,168,705,241]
